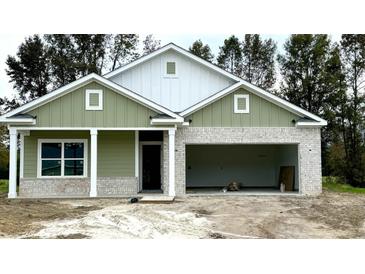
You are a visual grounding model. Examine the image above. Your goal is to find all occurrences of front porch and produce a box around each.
[8,127,177,198]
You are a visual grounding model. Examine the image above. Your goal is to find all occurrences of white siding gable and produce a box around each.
[109,49,236,112]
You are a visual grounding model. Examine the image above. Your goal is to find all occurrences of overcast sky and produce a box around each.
[0,34,340,99]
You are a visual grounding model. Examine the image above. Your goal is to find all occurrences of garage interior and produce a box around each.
[186,144,299,194]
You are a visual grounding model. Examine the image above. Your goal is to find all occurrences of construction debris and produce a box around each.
[226,181,240,191]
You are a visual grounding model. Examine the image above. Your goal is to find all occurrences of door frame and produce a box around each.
[139,141,163,192]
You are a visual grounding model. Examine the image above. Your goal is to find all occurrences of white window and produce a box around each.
[234,94,250,113]
[38,139,88,178]
[85,89,103,110]
[164,61,178,77]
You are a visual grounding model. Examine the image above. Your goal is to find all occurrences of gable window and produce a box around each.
[165,61,177,77]
[85,89,103,110]
[38,139,87,178]
[234,94,250,113]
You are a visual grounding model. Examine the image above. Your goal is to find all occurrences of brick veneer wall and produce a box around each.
[174,127,322,196]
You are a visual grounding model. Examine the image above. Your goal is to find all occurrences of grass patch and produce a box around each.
[0,180,8,194]
[323,177,365,194]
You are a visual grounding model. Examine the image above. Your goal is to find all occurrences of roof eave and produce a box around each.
[0,117,36,125]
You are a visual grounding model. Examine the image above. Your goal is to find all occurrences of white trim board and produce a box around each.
[37,139,88,179]
[0,73,183,123]
[9,127,175,131]
[85,89,103,111]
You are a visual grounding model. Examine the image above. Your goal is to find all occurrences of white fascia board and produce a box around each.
[0,117,36,124]
[180,80,327,126]
[150,118,184,125]
[179,82,243,116]
[239,80,327,125]
[0,73,97,119]
[296,121,327,128]
[104,43,242,83]
[9,127,176,131]
[0,73,183,122]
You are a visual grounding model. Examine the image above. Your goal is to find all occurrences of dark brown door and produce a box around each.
[142,145,161,190]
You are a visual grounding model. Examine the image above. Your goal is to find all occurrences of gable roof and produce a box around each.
[104,42,326,127]
[1,42,327,127]
[179,80,327,126]
[103,43,242,83]
[0,73,183,123]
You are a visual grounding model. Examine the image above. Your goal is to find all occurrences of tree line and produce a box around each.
[1,34,365,187]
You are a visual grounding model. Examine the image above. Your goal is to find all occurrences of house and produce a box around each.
[0,43,326,198]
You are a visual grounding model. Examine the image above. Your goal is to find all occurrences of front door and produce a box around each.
[142,144,161,191]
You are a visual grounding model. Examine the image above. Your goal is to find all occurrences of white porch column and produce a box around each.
[8,128,18,198]
[135,130,139,190]
[168,129,176,197]
[90,129,98,197]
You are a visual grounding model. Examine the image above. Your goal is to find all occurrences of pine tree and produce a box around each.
[217,35,242,75]
[278,35,347,180]
[277,34,331,114]
[143,34,161,55]
[110,34,139,70]
[6,35,50,101]
[338,34,365,186]
[189,39,214,62]
[241,34,276,90]
[44,34,78,88]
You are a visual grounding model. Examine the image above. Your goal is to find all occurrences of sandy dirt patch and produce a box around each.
[0,190,365,239]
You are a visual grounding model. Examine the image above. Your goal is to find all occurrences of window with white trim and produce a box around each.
[165,61,177,77]
[234,94,250,113]
[39,140,87,177]
[85,89,103,110]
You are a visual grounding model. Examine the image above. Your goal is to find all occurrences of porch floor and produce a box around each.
[186,187,300,196]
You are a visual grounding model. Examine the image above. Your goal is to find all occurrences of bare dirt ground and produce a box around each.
[0,190,365,239]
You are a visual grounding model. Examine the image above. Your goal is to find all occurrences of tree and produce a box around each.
[189,39,214,62]
[278,34,332,115]
[0,103,9,179]
[110,34,139,71]
[6,35,50,101]
[217,35,242,75]
[143,34,161,55]
[241,34,276,90]
[338,34,365,186]
[278,35,346,179]
[72,34,110,75]
[44,34,78,88]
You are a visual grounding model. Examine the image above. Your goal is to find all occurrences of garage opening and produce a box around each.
[186,144,299,194]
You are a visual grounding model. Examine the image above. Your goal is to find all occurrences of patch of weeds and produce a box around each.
[323,177,365,194]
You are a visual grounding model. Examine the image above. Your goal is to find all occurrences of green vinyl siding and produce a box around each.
[97,131,135,177]
[187,88,300,127]
[26,81,158,128]
[23,130,135,179]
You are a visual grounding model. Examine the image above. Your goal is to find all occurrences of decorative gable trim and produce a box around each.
[85,89,103,111]
[0,73,183,124]
[234,94,250,114]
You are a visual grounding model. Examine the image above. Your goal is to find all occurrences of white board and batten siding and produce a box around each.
[109,49,236,112]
